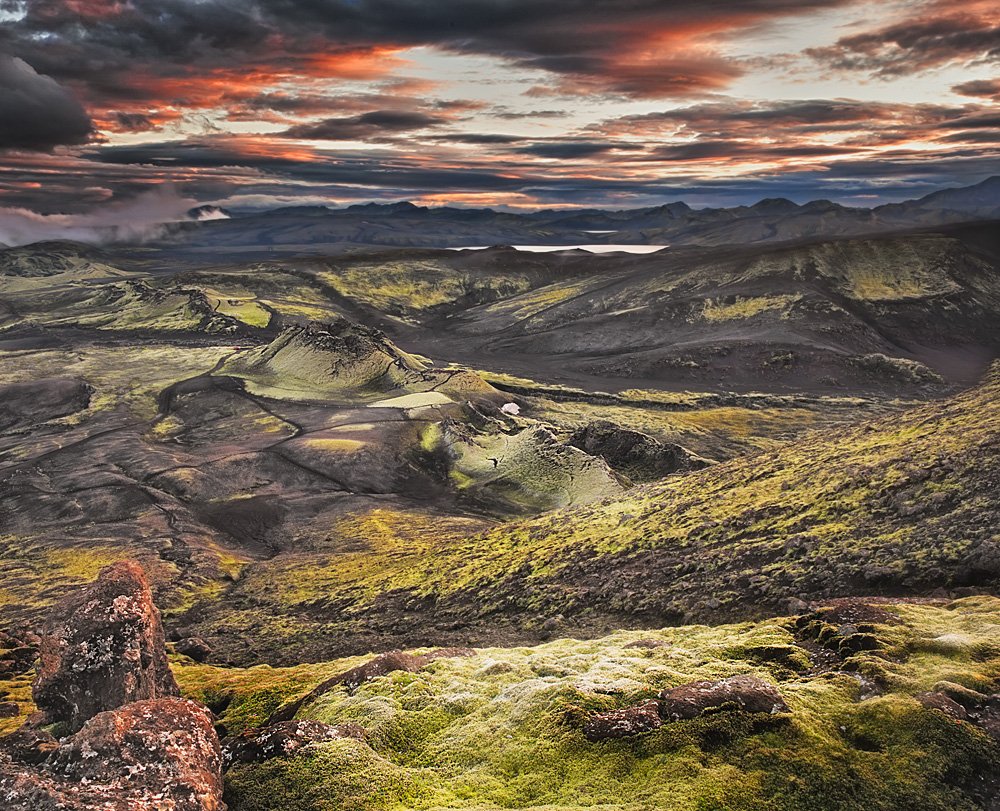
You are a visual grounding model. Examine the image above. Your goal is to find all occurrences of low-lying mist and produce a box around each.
[0,187,228,248]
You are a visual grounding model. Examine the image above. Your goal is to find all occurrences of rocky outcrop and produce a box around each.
[659,675,790,720]
[0,561,226,811]
[270,647,475,723]
[32,560,179,733]
[568,420,711,482]
[222,720,366,769]
[0,698,224,811]
[582,675,790,742]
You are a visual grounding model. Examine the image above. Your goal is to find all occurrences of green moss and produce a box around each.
[701,295,798,322]
[225,739,428,811]
[193,597,1000,811]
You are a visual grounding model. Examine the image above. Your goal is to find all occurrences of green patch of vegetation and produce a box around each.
[178,598,1000,811]
[701,295,798,322]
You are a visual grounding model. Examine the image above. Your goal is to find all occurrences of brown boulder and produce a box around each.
[917,691,968,721]
[659,675,790,720]
[32,561,178,733]
[0,698,225,811]
[583,700,663,742]
[222,720,366,769]
[176,637,213,663]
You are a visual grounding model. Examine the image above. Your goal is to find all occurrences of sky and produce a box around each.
[0,0,998,214]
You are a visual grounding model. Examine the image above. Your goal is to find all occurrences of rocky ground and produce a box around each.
[0,224,999,808]
[4,563,1000,809]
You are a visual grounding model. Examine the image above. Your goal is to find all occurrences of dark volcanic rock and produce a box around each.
[32,560,179,733]
[176,636,213,663]
[0,646,37,677]
[337,650,426,691]
[0,378,91,433]
[584,700,663,741]
[569,420,710,481]
[0,728,58,765]
[222,719,366,769]
[659,675,790,720]
[0,698,225,811]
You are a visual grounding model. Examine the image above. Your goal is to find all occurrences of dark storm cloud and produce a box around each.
[1,0,856,104]
[282,110,448,140]
[3,131,996,213]
[598,99,960,134]
[0,54,93,150]
[113,112,156,132]
[644,141,851,161]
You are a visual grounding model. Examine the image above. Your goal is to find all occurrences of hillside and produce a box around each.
[176,361,1000,665]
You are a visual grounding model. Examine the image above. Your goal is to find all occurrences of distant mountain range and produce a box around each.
[169,176,1000,252]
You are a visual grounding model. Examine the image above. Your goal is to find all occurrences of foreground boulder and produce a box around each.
[33,560,179,733]
[659,675,789,720]
[222,720,366,769]
[0,698,224,811]
[0,561,226,811]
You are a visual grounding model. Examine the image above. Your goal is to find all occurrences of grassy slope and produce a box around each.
[173,597,1000,811]
[185,364,1000,663]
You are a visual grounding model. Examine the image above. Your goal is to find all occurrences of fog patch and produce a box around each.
[0,187,226,247]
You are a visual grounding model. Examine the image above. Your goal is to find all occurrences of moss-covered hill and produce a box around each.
[183,363,1000,664]
[171,596,1000,811]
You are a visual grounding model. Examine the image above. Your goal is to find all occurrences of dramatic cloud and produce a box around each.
[282,110,448,140]
[0,55,93,150]
[954,79,1000,100]
[1,0,853,109]
[0,1,996,211]
[808,3,1000,77]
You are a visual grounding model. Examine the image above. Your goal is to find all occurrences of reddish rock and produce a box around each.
[32,561,178,733]
[0,698,225,811]
[584,700,663,741]
[917,691,969,721]
[222,719,367,769]
[659,675,790,720]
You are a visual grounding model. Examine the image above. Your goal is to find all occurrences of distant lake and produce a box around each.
[452,244,668,254]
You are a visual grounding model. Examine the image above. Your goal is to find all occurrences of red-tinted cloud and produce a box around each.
[808,1,1000,77]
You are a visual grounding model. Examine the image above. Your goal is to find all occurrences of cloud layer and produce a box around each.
[0,0,997,211]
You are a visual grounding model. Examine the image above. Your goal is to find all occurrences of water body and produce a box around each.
[452,244,668,254]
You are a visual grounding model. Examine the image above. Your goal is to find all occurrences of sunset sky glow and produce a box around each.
[0,0,998,213]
